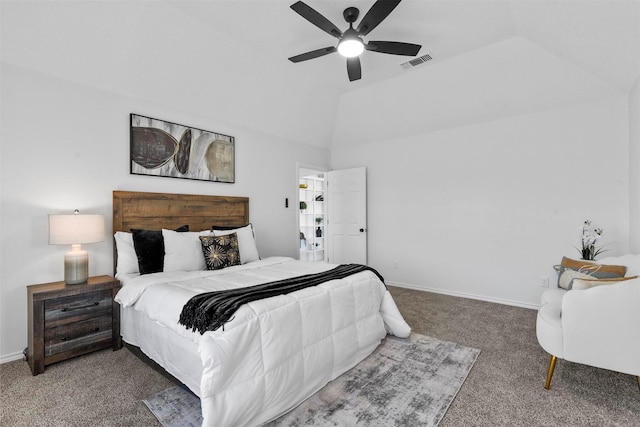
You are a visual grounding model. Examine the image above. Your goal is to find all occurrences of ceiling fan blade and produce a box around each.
[356,0,401,36]
[346,57,362,81]
[290,1,343,38]
[366,41,421,56]
[289,46,337,63]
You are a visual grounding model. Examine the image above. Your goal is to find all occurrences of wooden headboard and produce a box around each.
[112,191,249,234]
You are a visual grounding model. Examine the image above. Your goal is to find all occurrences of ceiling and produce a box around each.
[2,0,639,148]
[172,0,639,93]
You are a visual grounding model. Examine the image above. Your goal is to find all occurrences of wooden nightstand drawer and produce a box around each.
[27,275,122,375]
[45,314,113,356]
[45,290,112,327]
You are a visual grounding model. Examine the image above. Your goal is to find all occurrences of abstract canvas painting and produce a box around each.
[130,114,235,183]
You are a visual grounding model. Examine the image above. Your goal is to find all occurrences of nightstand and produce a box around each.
[27,275,122,376]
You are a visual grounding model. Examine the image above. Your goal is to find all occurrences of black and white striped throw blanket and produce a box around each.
[179,264,385,334]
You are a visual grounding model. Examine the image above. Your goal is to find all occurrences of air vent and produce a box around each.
[401,54,433,69]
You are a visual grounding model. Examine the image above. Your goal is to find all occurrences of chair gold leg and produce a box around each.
[544,355,557,390]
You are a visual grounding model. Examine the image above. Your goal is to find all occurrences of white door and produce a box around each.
[327,167,367,264]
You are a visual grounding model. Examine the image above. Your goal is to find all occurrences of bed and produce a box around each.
[112,190,411,426]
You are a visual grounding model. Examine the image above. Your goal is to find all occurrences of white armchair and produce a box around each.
[536,254,640,390]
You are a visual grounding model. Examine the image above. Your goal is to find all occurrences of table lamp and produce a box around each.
[49,210,105,284]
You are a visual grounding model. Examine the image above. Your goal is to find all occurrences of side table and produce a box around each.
[27,275,121,375]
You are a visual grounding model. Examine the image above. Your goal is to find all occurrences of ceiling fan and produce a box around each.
[288,0,421,82]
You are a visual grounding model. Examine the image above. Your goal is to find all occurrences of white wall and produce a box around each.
[629,77,640,252]
[331,97,630,307]
[0,63,329,362]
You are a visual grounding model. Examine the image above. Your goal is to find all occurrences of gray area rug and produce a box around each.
[143,384,202,427]
[143,333,480,427]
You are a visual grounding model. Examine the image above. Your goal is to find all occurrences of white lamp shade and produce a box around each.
[49,214,105,245]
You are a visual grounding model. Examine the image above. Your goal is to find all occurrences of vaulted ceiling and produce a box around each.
[2,0,639,148]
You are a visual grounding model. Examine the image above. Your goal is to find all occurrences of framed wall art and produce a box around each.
[130,114,235,183]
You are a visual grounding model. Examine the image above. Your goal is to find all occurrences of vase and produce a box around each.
[316,227,322,238]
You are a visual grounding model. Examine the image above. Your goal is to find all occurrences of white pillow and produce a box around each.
[597,254,640,277]
[212,224,259,264]
[162,229,208,272]
[571,276,639,290]
[114,232,139,275]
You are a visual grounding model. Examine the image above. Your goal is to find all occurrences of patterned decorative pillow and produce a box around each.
[597,254,640,277]
[555,257,627,290]
[200,232,241,270]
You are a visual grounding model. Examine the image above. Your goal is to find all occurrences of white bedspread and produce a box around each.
[115,257,410,426]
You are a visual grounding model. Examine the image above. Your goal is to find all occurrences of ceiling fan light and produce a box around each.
[338,38,364,58]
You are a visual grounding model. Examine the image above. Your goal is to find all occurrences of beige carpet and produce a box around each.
[1,286,639,426]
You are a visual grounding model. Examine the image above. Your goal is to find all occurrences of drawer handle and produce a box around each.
[61,302,100,312]
[61,327,100,341]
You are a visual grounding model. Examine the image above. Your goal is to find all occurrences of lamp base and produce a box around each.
[64,244,89,285]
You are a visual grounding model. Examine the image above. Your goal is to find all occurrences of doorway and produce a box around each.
[297,165,368,264]
[298,165,326,262]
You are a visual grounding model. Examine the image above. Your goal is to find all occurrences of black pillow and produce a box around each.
[211,224,250,231]
[211,224,255,239]
[131,225,188,275]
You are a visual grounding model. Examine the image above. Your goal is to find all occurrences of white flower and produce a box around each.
[577,220,605,260]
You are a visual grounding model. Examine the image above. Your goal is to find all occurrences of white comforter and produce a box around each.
[115,257,410,426]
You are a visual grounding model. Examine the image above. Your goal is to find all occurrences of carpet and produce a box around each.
[143,333,480,427]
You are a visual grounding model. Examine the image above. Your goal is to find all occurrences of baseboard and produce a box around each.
[0,350,25,365]
[387,281,540,310]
